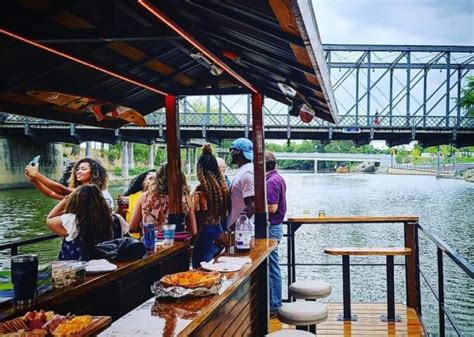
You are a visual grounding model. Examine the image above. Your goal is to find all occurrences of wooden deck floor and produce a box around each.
[269,303,425,337]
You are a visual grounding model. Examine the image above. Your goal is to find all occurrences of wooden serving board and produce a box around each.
[71,316,112,337]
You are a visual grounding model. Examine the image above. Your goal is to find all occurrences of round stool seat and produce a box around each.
[265,330,315,337]
[277,302,328,326]
[289,280,332,299]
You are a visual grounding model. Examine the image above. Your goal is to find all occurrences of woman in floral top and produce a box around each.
[129,163,197,236]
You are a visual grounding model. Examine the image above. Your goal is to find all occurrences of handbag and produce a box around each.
[94,237,146,261]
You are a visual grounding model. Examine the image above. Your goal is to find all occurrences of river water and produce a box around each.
[0,173,472,335]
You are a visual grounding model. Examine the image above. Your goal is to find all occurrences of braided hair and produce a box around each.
[68,158,108,190]
[196,144,228,219]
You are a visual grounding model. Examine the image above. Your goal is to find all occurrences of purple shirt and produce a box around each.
[266,170,287,225]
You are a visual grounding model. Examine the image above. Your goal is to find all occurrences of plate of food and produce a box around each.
[0,310,103,336]
[200,261,242,272]
[160,270,221,289]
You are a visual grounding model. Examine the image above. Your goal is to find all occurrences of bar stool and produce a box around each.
[266,330,315,337]
[277,301,328,333]
[289,280,332,300]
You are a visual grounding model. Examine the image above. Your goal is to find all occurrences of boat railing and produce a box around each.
[0,233,58,256]
[417,223,473,337]
[284,216,473,337]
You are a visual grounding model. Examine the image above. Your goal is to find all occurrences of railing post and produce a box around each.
[404,221,420,312]
[438,248,446,337]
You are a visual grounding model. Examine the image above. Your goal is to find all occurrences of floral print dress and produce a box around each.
[141,192,191,232]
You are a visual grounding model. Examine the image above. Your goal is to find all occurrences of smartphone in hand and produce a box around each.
[29,155,41,166]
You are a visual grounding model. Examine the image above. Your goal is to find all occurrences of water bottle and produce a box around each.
[235,213,253,252]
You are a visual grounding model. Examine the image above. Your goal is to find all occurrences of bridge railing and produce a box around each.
[2,112,473,129]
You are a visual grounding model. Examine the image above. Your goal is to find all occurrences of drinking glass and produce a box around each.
[162,224,176,245]
[11,254,38,305]
[318,210,326,218]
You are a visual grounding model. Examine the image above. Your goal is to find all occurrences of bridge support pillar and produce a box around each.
[314,160,318,173]
[185,142,191,176]
[85,142,92,158]
[128,142,135,170]
[148,144,155,170]
[122,141,129,180]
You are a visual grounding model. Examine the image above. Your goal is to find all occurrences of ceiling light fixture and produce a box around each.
[0,28,169,96]
[190,52,223,76]
[138,0,258,94]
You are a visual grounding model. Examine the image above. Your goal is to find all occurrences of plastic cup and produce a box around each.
[318,210,326,218]
[162,224,176,245]
[11,255,38,305]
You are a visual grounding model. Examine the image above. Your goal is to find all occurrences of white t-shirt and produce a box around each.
[102,190,114,209]
[228,163,254,227]
[60,213,129,241]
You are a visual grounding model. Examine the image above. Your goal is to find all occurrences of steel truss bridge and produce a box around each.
[1,45,473,147]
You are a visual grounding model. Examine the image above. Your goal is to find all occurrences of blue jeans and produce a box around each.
[192,224,223,269]
[269,223,283,312]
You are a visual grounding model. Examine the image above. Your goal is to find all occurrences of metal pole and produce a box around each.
[342,255,352,321]
[389,69,393,126]
[438,248,446,337]
[356,68,360,126]
[406,52,411,126]
[445,52,451,127]
[386,255,395,321]
[366,52,371,126]
[456,68,461,128]
[218,95,222,125]
[423,68,428,127]
[128,142,134,170]
[246,94,250,138]
[85,142,92,157]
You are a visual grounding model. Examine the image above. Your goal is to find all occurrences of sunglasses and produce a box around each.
[229,147,240,153]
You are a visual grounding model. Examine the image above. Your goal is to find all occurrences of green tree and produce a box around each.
[459,76,474,116]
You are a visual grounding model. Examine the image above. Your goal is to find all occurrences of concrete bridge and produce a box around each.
[273,152,391,172]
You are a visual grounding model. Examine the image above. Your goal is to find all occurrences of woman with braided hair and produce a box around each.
[129,163,197,236]
[25,157,114,209]
[191,144,228,268]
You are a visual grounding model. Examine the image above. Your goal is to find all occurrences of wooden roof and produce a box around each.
[0,0,337,128]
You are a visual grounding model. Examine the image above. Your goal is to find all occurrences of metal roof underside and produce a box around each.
[0,0,338,129]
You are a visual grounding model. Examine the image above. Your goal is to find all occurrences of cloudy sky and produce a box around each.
[312,0,473,45]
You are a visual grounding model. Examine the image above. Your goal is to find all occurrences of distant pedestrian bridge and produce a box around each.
[274,152,392,167]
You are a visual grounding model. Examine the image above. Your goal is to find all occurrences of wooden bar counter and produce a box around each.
[100,239,277,337]
[0,242,189,322]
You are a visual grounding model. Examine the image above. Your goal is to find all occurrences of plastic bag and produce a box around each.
[94,237,146,261]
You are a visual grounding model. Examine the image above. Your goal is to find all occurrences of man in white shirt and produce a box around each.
[227,138,255,228]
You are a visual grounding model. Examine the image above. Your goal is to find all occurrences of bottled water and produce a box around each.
[235,213,253,252]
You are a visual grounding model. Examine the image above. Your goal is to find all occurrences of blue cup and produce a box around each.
[162,224,176,245]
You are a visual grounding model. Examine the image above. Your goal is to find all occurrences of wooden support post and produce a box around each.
[404,221,420,312]
[165,95,184,231]
[251,93,268,239]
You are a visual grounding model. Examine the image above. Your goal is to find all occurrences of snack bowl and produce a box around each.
[51,261,87,289]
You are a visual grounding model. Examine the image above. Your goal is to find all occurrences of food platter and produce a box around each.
[160,270,221,289]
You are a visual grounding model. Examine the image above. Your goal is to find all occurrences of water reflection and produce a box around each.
[0,173,472,334]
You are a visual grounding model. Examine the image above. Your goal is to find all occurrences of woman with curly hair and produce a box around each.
[191,144,228,268]
[25,157,114,208]
[47,184,129,260]
[129,163,197,236]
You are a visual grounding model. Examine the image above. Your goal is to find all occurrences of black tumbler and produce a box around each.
[11,254,38,305]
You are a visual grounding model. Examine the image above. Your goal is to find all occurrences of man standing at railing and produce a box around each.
[265,152,287,318]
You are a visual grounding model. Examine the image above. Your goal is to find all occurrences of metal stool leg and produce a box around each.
[381,255,401,322]
[338,255,357,321]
